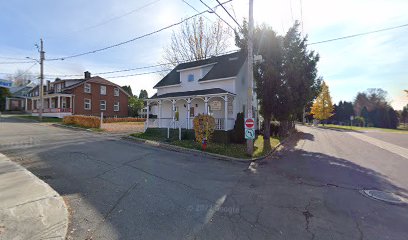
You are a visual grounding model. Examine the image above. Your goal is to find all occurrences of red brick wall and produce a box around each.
[72,83,129,117]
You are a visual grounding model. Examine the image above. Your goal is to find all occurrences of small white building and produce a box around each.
[146,51,258,131]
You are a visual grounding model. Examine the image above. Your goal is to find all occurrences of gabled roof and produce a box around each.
[150,88,234,99]
[154,51,246,88]
[62,76,131,97]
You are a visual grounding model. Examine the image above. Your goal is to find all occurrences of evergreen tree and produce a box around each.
[121,85,133,96]
[138,90,148,99]
[311,81,334,123]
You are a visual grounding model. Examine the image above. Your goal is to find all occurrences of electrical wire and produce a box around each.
[309,23,408,45]
[182,0,212,22]
[215,0,241,28]
[47,0,233,61]
[199,0,235,31]
[0,60,37,64]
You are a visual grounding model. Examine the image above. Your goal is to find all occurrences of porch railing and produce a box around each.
[145,117,235,131]
[32,108,72,113]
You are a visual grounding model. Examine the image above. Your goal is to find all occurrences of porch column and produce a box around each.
[158,100,162,128]
[171,99,176,122]
[5,98,9,110]
[31,99,34,110]
[24,98,27,111]
[224,96,228,131]
[57,96,61,109]
[204,97,209,114]
[146,101,150,128]
[69,97,73,112]
[187,98,191,129]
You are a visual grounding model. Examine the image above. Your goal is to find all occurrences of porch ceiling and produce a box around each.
[149,88,234,100]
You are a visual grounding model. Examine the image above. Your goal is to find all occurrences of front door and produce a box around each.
[190,107,195,117]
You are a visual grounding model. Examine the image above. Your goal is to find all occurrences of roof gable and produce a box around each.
[154,51,246,88]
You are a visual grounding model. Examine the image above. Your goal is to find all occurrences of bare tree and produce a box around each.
[162,17,232,66]
[6,69,37,86]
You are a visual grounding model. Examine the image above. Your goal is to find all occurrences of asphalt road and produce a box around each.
[1,116,407,240]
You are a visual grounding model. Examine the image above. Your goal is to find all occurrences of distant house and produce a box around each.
[26,72,130,118]
[146,51,258,131]
[5,81,36,111]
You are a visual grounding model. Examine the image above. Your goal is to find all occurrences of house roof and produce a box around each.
[62,76,131,97]
[154,51,246,88]
[150,88,234,99]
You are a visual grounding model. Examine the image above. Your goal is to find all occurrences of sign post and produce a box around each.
[245,118,255,140]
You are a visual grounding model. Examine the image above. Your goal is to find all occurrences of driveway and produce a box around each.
[1,117,407,239]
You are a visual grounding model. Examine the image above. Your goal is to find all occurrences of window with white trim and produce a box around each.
[114,88,119,96]
[114,102,120,112]
[100,100,106,110]
[84,83,91,93]
[84,99,91,110]
[100,85,106,95]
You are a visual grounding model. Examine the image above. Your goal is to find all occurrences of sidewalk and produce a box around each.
[0,153,68,240]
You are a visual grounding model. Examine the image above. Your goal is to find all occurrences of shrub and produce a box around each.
[193,114,216,143]
[270,121,280,137]
[63,115,100,128]
[230,112,245,143]
[103,117,145,123]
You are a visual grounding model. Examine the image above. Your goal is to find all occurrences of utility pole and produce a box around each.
[39,39,45,121]
[246,0,254,155]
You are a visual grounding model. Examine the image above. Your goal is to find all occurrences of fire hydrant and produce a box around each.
[202,137,207,151]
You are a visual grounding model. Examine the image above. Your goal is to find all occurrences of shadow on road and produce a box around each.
[270,132,408,197]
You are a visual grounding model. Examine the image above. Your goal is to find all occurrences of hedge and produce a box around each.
[103,117,145,123]
[63,115,100,128]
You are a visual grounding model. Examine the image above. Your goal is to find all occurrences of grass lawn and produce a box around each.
[130,132,280,159]
[16,115,63,123]
[320,124,408,134]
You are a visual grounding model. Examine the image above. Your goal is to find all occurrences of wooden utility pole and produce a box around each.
[246,0,254,155]
[39,39,45,121]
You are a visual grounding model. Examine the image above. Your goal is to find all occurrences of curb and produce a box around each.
[0,153,69,240]
[122,130,296,162]
[52,123,103,133]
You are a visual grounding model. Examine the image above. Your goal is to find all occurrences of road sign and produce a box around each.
[245,118,255,129]
[0,79,12,88]
[245,129,255,140]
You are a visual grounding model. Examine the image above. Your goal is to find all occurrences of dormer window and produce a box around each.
[188,74,194,82]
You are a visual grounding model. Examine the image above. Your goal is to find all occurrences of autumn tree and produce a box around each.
[311,81,334,123]
[162,17,231,66]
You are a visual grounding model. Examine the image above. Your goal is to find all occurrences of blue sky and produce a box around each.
[0,0,407,109]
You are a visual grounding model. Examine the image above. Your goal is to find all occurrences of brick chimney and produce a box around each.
[84,71,91,79]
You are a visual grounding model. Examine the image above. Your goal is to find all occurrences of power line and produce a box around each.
[72,0,162,34]
[181,0,212,22]
[215,0,241,29]
[104,69,172,79]
[309,23,408,45]
[0,56,29,61]
[0,60,36,64]
[42,49,239,79]
[47,0,233,61]
[199,0,236,31]
[45,63,173,77]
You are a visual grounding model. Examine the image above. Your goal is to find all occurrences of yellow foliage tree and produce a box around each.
[193,114,216,143]
[311,81,334,121]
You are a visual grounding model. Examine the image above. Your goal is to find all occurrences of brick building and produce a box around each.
[27,72,130,118]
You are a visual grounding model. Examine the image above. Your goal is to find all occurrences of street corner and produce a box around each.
[0,153,69,240]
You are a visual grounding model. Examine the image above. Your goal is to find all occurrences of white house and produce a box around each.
[146,51,258,131]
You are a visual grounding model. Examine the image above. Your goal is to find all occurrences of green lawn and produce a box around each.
[320,124,408,134]
[16,115,63,123]
[130,132,280,159]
